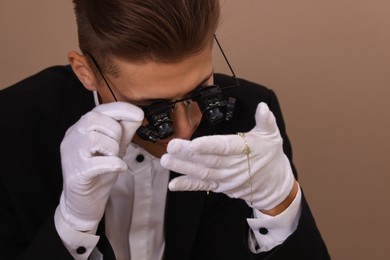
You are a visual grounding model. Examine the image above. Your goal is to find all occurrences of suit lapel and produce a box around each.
[97,217,116,260]
[164,171,207,260]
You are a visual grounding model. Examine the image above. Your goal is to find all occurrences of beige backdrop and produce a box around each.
[1,1,389,259]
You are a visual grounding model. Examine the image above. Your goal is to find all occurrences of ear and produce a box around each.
[68,51,98,91]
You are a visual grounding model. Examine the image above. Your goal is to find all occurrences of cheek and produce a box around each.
[96,84,117,104]
[140,117,148,126]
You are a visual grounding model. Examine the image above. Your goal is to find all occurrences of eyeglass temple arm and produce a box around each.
[84,52,118,102]
[214,35,239,85]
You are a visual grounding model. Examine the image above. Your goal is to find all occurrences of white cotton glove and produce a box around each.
[160,102,295,211]
[58,102,144,232]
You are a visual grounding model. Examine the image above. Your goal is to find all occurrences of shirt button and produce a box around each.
[259,227,269,235]
[136,154,145,163]
[76,246,87,254]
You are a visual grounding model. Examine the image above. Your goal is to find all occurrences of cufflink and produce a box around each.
[259,227,269,235]
[76,246,87,254]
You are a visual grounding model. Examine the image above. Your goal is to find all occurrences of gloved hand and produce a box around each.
[58,102,144,232]
[161,102,295,211]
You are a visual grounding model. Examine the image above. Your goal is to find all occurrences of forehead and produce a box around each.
[111,46,214,101]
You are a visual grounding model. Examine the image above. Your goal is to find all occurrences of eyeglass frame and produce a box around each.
[85,35,240,109]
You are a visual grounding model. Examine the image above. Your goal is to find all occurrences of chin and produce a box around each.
[152,145,168,158]
[145,141,168,158]
[132,135,167,158]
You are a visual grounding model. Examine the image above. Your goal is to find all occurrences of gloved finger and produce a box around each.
[82,156,128,179]
[61,130,120,157]
[85,132,120,157]
[161,154,215,179]
[168,176,218,191]
[118,120,142,156]
[93,102,144,124]
[80,111,123,142]
[166,139,192,157]
[188,134,246,156]
[166,139,245,168]
[75,102,144,145]
[174,152,242,169]
[252,102,278,134]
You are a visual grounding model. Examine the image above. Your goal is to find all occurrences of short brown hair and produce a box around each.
[73,0,220,75]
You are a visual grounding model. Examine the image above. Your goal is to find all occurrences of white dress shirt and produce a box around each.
[104,143,170,260]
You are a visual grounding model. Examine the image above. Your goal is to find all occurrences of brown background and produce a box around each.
[1,1,389,259]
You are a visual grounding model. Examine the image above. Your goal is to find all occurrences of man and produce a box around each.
[0,0,329,259]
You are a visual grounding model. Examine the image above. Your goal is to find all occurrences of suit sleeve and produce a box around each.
[260,90,330,259]
[0,69,77,260]
[0,178,74,260]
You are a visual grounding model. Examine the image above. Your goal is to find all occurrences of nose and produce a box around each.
[171,102,200,140]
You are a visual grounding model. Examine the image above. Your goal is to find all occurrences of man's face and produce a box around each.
[96,46,214,158]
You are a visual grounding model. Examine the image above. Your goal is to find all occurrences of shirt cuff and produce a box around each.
[54,206,100,260]
[246,186,302,253]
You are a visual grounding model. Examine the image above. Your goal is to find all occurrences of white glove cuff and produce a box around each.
[59,192,100,233]
[252,154,295,211]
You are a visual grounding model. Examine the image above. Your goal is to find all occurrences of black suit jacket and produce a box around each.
[0,66,330,259]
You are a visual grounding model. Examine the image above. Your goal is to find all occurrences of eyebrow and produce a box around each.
[140,70,214,104]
